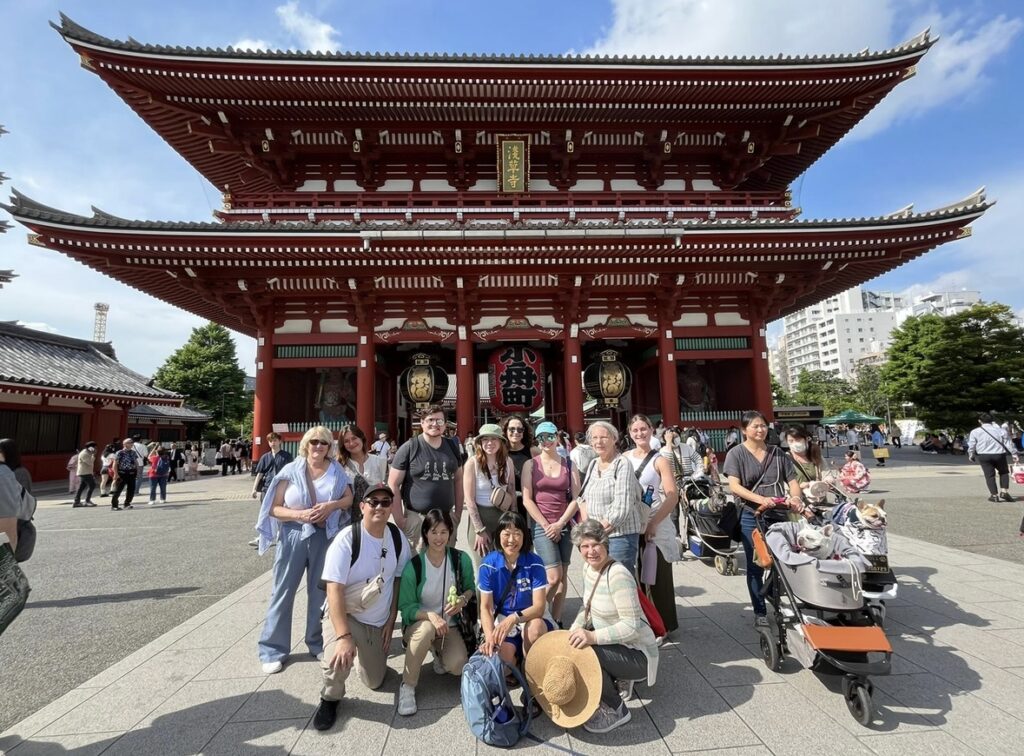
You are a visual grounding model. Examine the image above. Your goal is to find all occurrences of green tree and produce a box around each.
[794,369,856,415]
[882,303,1024,431]
[771,373,794,406]
[852,363,888,417]
[153,323,248,435]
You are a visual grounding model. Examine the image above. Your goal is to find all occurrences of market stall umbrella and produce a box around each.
[820,409,884,425]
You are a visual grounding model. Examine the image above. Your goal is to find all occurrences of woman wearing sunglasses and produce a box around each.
[255,426,354,674]
[499,414,541,513]
[521,421,581,626]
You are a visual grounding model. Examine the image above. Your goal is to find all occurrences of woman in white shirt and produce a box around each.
[337,426,389,505]
[462,423,515,578]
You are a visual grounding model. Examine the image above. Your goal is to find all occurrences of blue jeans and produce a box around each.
[608,533,639,576]
[532,522,573,568]
[739,508,767,616]
[258,522,330,662]
[148,476,168,501]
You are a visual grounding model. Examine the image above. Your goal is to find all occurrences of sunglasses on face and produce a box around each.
[363,498,392,509]
[537,433,556,442]
[506,427,524,434]
[308,439,331,447]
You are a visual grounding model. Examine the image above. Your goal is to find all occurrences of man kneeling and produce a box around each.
[314,484,410,731]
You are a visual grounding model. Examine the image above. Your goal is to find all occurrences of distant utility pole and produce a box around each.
[93,302,110,342]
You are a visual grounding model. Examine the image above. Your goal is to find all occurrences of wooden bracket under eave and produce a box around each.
[903,64,917,80]
[957,225,973,239]
[27,233,44,247]
[79,52,95,71]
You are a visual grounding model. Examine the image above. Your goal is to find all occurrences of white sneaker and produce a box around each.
[397,683,417,716]
[248,537,260,548]
[432,655,446,675]
[261,660,284,674]
[147,500,156,506]
[158,499,166,505]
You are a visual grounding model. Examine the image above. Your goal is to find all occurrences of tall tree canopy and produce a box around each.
[882,303,1024,431]
[794,369,856,416]
[153,323,248,431]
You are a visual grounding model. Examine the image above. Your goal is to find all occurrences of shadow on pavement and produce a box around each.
[25,586,201,610]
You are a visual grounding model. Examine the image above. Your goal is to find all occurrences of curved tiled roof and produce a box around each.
[55,14,934,68]
[0,321,181,400]
[128,404,211,421]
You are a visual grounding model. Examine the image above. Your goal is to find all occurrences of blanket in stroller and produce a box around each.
[765,522,870,611]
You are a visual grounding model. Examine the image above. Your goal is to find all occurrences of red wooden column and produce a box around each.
[356,329,376,434]
[657,324,681,427]
[455,325,476,437]
[750,321,774,420]
[563,326,585,436]
[252,320,276,459]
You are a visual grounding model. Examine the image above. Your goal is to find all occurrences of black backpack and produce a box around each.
[317,521,406,592]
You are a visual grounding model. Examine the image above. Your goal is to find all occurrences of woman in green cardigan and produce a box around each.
[396,508,476,716]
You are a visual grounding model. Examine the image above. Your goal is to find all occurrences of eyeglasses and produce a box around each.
[506,427,525,434]
[537,433,556,442]
[308,439,331,447]
[422,418,446,425]
[364,498,392,508]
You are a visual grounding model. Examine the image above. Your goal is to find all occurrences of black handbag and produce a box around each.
[0,540,30,637]
[452,548,481,653]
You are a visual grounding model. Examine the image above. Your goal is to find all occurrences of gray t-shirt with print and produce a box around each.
[392,436,461,514]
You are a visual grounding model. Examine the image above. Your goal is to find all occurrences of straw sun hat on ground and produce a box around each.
[524,630,602,728]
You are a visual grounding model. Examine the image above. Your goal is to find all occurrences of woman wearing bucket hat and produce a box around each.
[525,630,602,730]
[462,423,516,577]
[566,519,659,734]
[521,420,581,626]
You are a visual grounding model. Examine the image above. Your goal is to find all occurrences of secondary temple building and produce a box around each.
[5,17,989,455]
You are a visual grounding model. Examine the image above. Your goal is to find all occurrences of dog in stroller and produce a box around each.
[678,475,740,575]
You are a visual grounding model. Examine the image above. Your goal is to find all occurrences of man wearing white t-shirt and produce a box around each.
[314,484,410,731]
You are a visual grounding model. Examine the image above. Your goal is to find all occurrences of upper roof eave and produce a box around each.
[55,14,935,72]
[4,188,993,237]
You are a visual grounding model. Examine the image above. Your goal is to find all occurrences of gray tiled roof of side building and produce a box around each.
[128,404,212,421]
[0,321,181,399]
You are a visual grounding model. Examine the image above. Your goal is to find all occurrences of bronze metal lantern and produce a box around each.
[399,353,449,411]
[583,349,631,408]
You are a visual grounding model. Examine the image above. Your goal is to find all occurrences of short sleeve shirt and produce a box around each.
[722,445,796,521]
[322,524,411,627]
[477,550,547,616]
[391,436,461,513]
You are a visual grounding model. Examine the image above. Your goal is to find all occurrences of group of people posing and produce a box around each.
[251,407,709,735]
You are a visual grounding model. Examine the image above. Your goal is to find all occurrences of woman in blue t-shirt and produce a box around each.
[478,510,552,666]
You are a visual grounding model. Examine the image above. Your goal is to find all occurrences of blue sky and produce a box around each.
[1,0,1021,375]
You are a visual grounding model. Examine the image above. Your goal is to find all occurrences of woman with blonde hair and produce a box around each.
[463,423,515,576]
[255,426,354,674]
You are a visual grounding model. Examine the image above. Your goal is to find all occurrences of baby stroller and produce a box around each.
[754,518,892,726]
[680,476,739,575]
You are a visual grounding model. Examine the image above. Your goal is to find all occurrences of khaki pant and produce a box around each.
[402,620,469,687]
[320,616,389,702]
[401,509,457,554]
[465,505,503,579]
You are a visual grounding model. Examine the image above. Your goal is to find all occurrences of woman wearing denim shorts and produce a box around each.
[521,420,581,627]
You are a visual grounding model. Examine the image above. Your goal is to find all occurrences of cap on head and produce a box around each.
[535,421,558,437]
[361,484,394,502]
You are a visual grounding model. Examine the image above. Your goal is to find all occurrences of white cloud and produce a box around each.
[232,37,271,51]
[16,321,59,334]
[275,1,340,52]
[584,0,1021,140]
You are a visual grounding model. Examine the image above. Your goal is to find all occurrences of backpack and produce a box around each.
[155,456,171,477]
[317,521,406,592]
[461,652,532,747]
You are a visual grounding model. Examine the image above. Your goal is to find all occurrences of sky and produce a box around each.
[1,0,1022,374]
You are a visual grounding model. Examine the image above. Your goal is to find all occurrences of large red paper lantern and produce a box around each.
[488,346,545,413]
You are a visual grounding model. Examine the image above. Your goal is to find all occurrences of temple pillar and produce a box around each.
[252,314,275,458]
[657,324,681,427]
[751,321,773,421]
[456,326,476,437]
[563,326,585,436]
[356,329,376,434]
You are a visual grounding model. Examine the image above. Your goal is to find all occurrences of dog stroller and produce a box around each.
[679,476,739,575]
[754,519,892,726]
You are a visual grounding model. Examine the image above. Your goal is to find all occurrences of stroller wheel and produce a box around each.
[726,556,738,576]
[759,632,781,671]
[844,680,873,726]
[715,555,728,575]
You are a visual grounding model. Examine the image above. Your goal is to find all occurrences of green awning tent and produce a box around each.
[820,409,884,425]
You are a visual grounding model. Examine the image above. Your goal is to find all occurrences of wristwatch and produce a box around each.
[515,610,525,623]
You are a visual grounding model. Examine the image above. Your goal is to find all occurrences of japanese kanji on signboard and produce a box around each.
[488,346,545,413]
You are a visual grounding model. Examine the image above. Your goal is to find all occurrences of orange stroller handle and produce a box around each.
[752,528,772,568]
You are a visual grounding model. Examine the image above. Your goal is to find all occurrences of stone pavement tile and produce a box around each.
[290,696,394,754]
[719,682,874,754]
[565,699,671,755]
[666,748,772,756]
[5,731,121,755]
[168,600,268,650]
[101,678,264,756]
[960,561,1024,585]
[858,730,980,755]
[404,661,464,711]
[896,574,1014,608]
[676,617,783,689]
[390,705,477,755]
[695,602,765,646]
[230,658,325,723]
[194,627,268,682]
[200,717,307,755]
[0,686,101,747]
[74,623,200,689]
[874,673,1024,752]
[931,622,1024,667]
[962,580,1024,603]
[36,646,223,736]
[642,652,760,753]
[972,600,1024,622]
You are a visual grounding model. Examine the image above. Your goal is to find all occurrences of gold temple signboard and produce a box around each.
[496,134,530,193]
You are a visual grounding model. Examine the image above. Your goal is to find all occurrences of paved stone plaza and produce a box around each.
[4,457,1024,754]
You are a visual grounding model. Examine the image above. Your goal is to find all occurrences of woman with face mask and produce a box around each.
[784,425,824,501]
